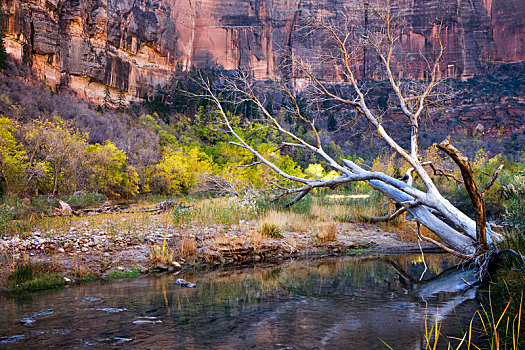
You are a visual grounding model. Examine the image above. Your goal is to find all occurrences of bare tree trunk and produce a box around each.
[193,1,507,263]
[438,138,488,252]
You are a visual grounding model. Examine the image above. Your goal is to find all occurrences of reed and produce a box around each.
[173,196,266,228]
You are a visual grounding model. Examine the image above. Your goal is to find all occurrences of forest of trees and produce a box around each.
[0,26,523,239]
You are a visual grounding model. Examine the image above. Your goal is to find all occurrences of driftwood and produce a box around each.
[125,200,181,214]
[49,200,185,217]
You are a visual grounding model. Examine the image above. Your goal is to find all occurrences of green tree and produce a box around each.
[117,87,126,111]
[0,117,27,195]
[84,141,139,197]
[150,146,214,195]
[24,118,87,194]
[103,85,111,110]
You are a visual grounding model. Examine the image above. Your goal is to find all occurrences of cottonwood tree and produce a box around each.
[198,1,514,273]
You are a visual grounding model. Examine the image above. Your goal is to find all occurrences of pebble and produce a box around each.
[156,263,168,271]
[175,278,196,288]
[19,318,36,326]
[132,320,163,325]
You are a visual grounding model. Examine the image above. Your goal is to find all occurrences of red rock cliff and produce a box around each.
[1,0,524,103]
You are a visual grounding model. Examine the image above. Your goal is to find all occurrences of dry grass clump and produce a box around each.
[258,209,313,233]
[257,209,340,243]
[259,222,282,238]
[247,229,264,247]
[148,243,174,265]
[213,233,231,246]
[314,222,338,243]
[213,232,250,246]
[311,199,385,224]
[177,235,196,257]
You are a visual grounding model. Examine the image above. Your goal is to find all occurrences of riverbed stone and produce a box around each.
[19,318,36,326]
[175,278,196,288]
[156,263,168,271]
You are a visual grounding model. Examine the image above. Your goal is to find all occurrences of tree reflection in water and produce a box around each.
[0,254,481,349]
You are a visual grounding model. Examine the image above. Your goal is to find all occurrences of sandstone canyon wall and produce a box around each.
[1,0,524,104]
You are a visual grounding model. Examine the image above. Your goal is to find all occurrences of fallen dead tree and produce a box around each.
[194,0,523,278]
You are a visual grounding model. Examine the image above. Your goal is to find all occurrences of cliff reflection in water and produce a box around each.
[0,254,479,349]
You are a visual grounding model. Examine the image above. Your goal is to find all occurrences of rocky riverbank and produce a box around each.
[0,216,434,292]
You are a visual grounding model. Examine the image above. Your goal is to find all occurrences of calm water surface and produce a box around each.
[0,254,480,349]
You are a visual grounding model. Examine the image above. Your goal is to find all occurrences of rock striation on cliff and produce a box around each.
[1,0,524,103]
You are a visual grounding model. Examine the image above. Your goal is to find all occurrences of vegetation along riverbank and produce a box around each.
[1,192,440,292]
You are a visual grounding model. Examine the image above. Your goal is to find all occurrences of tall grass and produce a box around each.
[7,261,65,293]
[380,298,523,349]
[0,201,36,238]
[173,196,269,227]
[477,294,523,350]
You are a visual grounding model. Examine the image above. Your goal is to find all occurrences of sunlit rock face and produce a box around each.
[2,0,524,103]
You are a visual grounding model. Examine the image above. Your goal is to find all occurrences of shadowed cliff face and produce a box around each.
[1,0,524,103]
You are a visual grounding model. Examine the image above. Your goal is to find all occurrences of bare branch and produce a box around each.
[438,136,488,251]
[284,189,312,208]
[422,161,464,185]
[280,142,307,149]
[229,141,249,150]
[277,80,322,148]
[370,207,407,223]
[236,161,263,168]
[481,165,504,198]
[418,232,472,260]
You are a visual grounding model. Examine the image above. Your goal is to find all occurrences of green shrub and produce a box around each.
[11,274,66,293]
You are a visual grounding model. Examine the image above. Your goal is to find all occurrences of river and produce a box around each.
[0,254,481,349]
